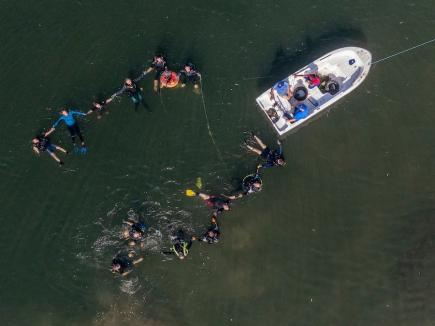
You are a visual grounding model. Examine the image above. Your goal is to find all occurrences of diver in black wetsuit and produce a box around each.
[111,252,143,276]
[144,54,167,92]
[87,98,113,118]
[168,230,193,260]
[122,219,147,247]
[193,215,220,244]
[179,63,201,90]
[245,134,286,169]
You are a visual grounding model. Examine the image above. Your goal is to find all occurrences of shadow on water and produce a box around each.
[257,25,368,90]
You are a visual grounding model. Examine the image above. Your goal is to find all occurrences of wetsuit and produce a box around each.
[113,80,143,104]
[112,257,133,275]
[204,196,231,214]
[198,222,220,244]
[259,143,284,169]
[129,223,147,239]
[34,136,56,153]
[179,64,201,85]
[242,174,262,194]
[150,56,167,80]
[89,100,107,113]
[52,110,86,144]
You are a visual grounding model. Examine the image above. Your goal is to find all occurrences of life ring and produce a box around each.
[160,71,179,88]
[293,86,308,101]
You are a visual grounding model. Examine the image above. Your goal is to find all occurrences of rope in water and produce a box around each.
[199,78,228,170]
[370,37,435,65]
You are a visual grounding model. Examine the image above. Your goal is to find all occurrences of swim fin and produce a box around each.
[185,189,196,197]
[195,177,202,189]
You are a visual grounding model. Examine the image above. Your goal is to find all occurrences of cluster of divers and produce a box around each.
[111,133,285,276]
[30,53,286,276]
[31,54,201,164]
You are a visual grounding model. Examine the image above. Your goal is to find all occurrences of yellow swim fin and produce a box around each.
[186,189,197,197]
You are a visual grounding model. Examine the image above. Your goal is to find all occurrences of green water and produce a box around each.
[1,1,435,325]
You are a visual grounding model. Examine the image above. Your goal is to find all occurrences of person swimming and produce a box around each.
[179,63,201,89]
[32,135,68,166]
[87,97,113,118]
[193,215,220,244]
[111,78,145,110]
[111,252,143,276]
[45,108,87,147]
[245,133,286,169]
[190,192,231,214]
[122,219,147,247]
[144,54,167,92]
[169,230,193,260]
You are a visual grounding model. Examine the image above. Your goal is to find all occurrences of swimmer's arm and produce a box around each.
[225,193,243,200]
[71,110,86,117]
[49,116,64,132]
[276,141,283,155]
[120,270,132,277]
[145,66,153,74]
[33,146,40,155]
[133,257,143,265]
[123,220,134,226]
[45,127,56,136]
[111,86,126,99]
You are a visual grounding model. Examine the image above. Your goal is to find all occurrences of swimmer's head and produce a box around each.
[125,78,132,85]
[277,158,286,166]
[60,108,68,116]
[111,263,121,272]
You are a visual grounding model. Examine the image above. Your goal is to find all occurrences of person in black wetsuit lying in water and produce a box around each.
[111,252,143,276]
[87,97,113,119]
[245,133,286,170]
[168,230,193,260]
[122,219,147,247]
[193,214,220,244]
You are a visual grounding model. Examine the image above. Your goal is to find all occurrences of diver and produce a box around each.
[193,215,220,244]
[87,97,113,118]
[188,191,231,214]
[144,54,167,92]
[227,172,263,200]
[32,135,68,166]
[245,133,286,169]
[169,230,193,260]
[179,63,201,90]
[111,252,143,276]
[45,108,87,147]
[122,219,147,247]
[111,78,145,111]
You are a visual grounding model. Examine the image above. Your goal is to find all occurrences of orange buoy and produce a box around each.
[160,71,179,88]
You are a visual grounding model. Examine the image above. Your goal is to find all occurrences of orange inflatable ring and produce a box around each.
[160,71,179,88]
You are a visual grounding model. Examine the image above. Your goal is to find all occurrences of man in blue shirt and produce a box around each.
[45,108,87,146]
[288,103,310,124]
[270,80,293,101]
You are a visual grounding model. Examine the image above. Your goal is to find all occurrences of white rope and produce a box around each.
[371,37,435,65]
[199,78,227,170]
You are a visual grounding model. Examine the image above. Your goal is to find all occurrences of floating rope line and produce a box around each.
[371,37,435,65]
[199,78,228,171]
